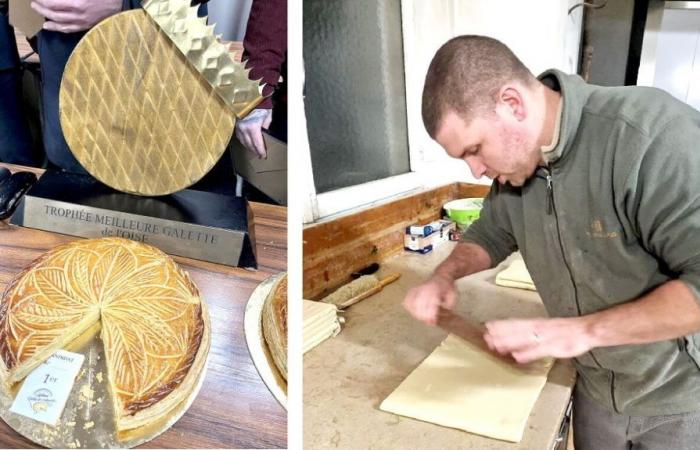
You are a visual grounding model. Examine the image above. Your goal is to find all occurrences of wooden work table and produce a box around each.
[304,243,576,449]
[0,164,287,448]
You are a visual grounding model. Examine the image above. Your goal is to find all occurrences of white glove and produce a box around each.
[235,108,272,159]
[31,0,122,33]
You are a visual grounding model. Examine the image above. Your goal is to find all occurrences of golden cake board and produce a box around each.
[0,298,211,448]
[244,273,288,410]
[59,9,235,196]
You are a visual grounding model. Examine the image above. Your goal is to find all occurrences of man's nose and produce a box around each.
[465,157,487,178]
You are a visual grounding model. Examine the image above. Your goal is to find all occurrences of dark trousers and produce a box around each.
[573,387,700,450]
[0,11,40,166]
[0,67,40,166]
[37,30,86,173]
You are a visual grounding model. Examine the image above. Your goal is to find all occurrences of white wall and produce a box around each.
[648,8,700,111]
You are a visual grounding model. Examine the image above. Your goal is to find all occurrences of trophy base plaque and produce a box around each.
[10,171,257,268]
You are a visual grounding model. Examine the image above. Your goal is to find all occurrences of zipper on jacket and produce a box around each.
[538,167,607,372]
[538,167,584,319]
[535,168,554,215]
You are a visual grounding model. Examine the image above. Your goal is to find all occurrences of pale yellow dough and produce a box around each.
[495,258,537,291]
[380,334,553,443]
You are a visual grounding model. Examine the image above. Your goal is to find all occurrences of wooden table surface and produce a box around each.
[0,164,288,448]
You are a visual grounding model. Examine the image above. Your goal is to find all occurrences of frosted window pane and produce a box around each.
[304,0,411,193]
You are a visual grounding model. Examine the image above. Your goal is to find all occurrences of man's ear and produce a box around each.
[496,85,526,121]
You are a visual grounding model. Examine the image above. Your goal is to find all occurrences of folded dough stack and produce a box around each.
[495,258,536,291]
[303,300,341,354]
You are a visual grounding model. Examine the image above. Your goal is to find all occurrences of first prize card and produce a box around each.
[9,350,85,426]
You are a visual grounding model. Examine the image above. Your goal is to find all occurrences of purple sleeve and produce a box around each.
[242,0,287,109]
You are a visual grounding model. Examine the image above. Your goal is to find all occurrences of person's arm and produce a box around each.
[30,0,208,33]
[404,182,517,325]
[484,280,700,363]
[433,241,492,284]
[403,241,492,325]
[242,0,286,108]
[236,0,286,158]
[31,0,122,33]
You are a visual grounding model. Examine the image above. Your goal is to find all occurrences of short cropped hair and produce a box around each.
[422,36,536,138]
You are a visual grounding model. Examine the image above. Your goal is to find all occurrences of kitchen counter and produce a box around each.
[304,243,575,449]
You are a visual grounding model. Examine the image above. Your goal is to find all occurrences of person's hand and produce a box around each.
[483,317,595,363]
[403,275,457,325]
[235,108,272,158]
[31,0,122,33]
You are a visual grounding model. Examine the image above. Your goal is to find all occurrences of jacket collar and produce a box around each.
[537,69,592,166]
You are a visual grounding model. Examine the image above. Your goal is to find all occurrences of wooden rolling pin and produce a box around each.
[321,273,401,309]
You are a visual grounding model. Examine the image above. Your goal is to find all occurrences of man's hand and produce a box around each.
[483,317,595,364]
[403,275,457,325]
[235,108,272,158]
[403,242,491,326]
[31,0,122,33]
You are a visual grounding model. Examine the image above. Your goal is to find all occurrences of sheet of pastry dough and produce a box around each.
[495,258,537,291]
[380,334,553,443]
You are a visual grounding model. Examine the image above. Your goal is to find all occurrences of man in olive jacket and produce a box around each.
[404,35,700,449]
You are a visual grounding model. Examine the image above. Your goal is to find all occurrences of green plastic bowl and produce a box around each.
[443,198,483,228]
